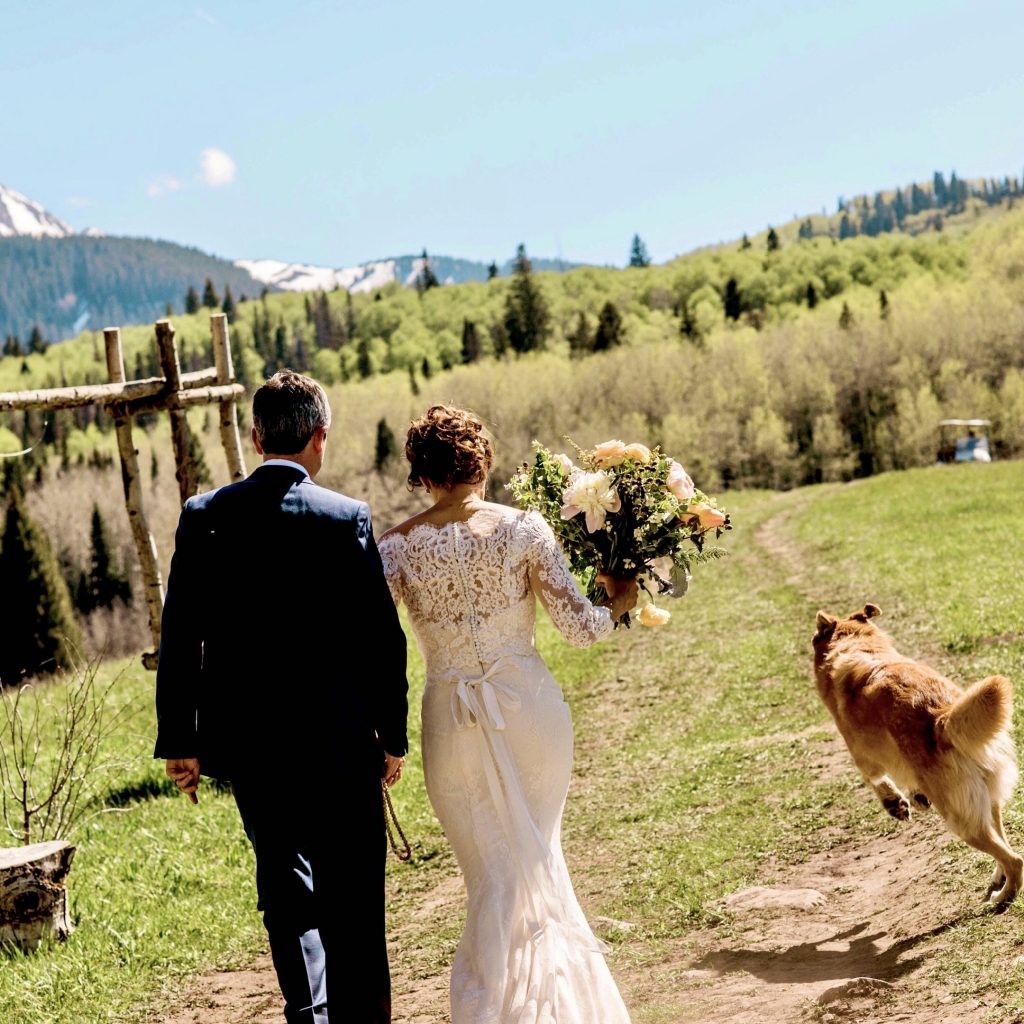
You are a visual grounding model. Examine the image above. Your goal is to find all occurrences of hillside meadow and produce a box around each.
[1,461,1021,1023]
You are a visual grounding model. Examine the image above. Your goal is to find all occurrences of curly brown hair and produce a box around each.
[405,404,494,490]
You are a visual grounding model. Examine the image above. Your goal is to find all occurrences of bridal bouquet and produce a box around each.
[507,439,731,627]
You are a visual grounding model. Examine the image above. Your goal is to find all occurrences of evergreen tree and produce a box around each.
[460,319,481,364]
[184,286,201,314]
[910,182,929,214]
[798,219,813,240]
[202,278,219,309]
[592,302,624,350]
[221,285,236,323]
[0,487,82,680]
[81,504,131,612]
[892,187,908,223]
[374,419,397,472]
[723,278,742,320]
[567,312,592,358]
[628,234,651,268]
[838,213,856,240]
[186,431,212,487]
[417,249,440,292]
[164,302,174,317]
[879,289,891,320]
[3,335,23,357]
[932,171,948,208]
[28,325,48,354]
[489,322,509,358]
[739,233,752,250]
[421,356,432,380]
[766,227,780,252]
[806,282,818,309]
[487,261,499,280]
[503,245,550,353]
[356,339,372,379]
[345,291,357,340]
[839,302,855,330]
[272,322,288,374]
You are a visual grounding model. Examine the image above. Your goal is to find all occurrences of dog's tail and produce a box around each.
[939,675,1014,756]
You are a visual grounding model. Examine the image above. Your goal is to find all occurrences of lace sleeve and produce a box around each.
[522,512,613,648]
[377,535,404,607]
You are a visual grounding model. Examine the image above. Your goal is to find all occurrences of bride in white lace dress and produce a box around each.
[378,405,636,1024]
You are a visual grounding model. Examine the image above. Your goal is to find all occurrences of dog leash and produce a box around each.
[382,780,412,862]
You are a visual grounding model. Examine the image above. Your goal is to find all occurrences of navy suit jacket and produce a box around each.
[154,464,408,781]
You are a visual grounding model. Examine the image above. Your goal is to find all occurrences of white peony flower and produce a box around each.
[637,604,671,627]
[560,471,622,533]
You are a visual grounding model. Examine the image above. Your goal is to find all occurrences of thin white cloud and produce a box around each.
[146,176,183,198]
[199,148,236,187]
[65,195,95,208]
[194,6,218,25]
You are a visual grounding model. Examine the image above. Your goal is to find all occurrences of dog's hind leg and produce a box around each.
[987,802,1012,894]
[959,823,1023,905]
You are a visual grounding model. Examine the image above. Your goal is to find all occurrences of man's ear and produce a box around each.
[251,426,264,455]
[815,611,837,633]
[312,424,328,454]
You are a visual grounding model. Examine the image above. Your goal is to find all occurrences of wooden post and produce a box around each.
[210,313,246,482]
[0,841,75,951]
[155,320,199,505]
[104,328,165,663]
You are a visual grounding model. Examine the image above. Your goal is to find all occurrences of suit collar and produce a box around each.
[250,462,309,483]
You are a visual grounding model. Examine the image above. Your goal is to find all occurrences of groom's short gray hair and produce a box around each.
[252,370,332,454]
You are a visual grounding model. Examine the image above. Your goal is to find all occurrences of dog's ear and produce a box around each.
[815,611,837,633]
[851,603,882,622]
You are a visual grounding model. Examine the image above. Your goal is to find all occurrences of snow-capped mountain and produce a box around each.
[0,185,75,238]
[237,254,470,293]
[236,252,578,293]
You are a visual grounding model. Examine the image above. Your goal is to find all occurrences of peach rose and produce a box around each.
[592,439,627,468]
[622,442,652,464]
[665,460,696,502]
[637,604,671,627]
[689,502,727,530]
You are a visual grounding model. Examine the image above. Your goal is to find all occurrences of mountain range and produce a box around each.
[0,185,575,342]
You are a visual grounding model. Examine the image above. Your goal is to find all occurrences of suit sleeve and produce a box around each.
[153,499,204,759]
[357,504,410,757]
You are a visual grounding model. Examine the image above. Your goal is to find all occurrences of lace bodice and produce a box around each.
[378,507,612,679]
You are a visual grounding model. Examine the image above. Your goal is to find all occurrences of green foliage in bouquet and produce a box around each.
[507,439,731,626]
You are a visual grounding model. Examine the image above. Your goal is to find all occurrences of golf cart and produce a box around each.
[936,418,992,464]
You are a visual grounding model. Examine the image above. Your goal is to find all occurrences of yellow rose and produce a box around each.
[592,439,627,468]
[622,442,652,463]
[637,604,671,627]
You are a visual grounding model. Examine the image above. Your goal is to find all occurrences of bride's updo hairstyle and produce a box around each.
[405,404,494,490]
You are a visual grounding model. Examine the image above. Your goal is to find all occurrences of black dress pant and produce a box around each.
[231,766,390,1024]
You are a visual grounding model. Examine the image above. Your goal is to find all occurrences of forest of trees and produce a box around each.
[0,235,264,343]
[4,168,1024,673]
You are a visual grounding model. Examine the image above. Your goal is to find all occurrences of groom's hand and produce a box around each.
[166,758,201,804]
[383,752,405,787]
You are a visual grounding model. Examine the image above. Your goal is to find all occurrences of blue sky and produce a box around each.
[5,0,1024,268]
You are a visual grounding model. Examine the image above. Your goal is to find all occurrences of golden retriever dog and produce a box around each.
[813,603,1021,904]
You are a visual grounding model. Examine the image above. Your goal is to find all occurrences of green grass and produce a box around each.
[2,462,1022,1021]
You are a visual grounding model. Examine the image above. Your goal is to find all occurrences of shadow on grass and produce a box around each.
[691,917,969,985]
[102,774,232,808]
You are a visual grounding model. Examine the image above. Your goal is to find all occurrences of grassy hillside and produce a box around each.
[1,462,1020,1023]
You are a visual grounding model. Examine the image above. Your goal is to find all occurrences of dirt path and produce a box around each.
[155,496,1019,1023]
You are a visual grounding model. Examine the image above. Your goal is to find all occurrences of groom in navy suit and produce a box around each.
[155,370,408,1024]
